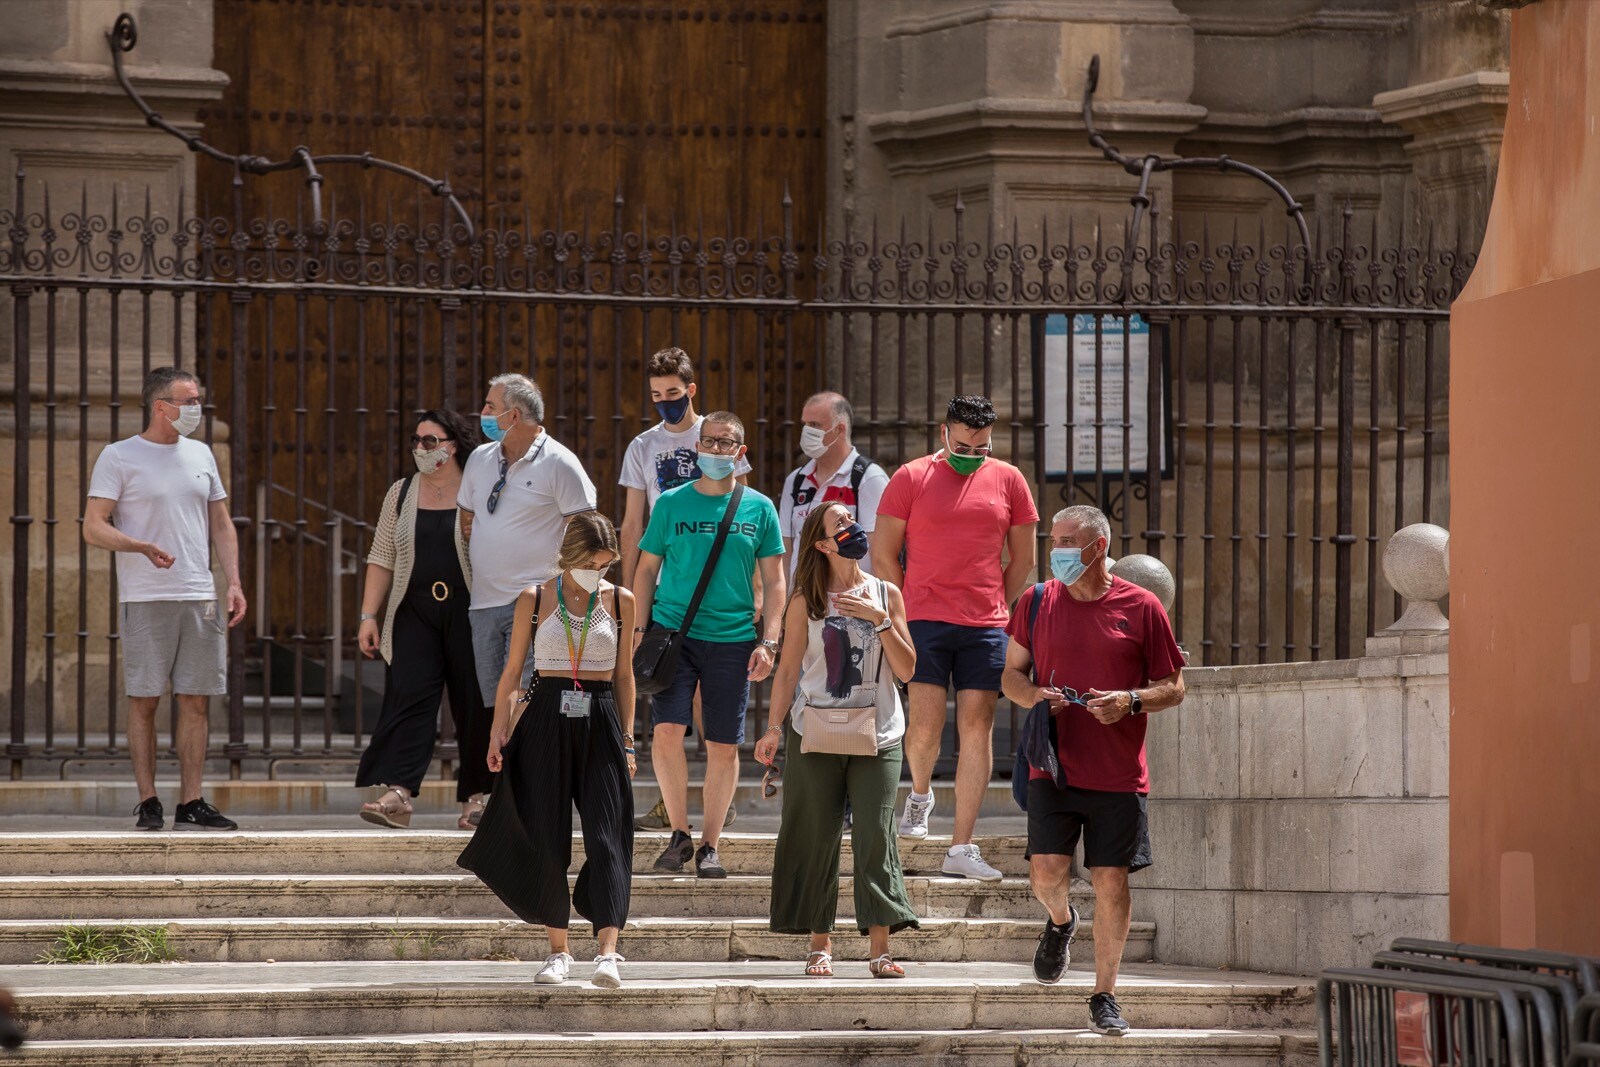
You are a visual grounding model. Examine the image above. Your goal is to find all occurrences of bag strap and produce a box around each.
[789,468,809,506]
[849,455,871,498]
[676,484,746,635]
[398,473,416,509]
[1026,582,1046,682]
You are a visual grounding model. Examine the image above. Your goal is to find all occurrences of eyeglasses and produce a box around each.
[410,434,451,450]
[949,441,993,456]
[487,453,508,515]
[1047,686,1091,708]
[699,435,743,454]
[157,396,203,408]
[761,761,782,799]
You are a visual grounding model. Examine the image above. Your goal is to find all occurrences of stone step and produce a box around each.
[0,914,1152,966]
[0,872,1086,921]
[0,830,1030,878]
[5,960,1318,1042]
[11,1027,1321,1067]
[1,777,1021,818]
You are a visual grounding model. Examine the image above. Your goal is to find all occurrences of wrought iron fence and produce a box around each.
[2,166,1469,777]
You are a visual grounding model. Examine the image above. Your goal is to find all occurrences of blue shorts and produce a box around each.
[650,631,755,745]
[907,620,1007,693]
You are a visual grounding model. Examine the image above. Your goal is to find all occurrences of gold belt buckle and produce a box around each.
[431,581,449,602]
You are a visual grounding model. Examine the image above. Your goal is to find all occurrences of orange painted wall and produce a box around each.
[1450,0,1600,955]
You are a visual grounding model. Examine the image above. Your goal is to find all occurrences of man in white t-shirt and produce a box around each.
[618,347,753,831]
[778,392,889,576]
[83,367,247,832]
[459,374,598,809]
[617,347,751,588]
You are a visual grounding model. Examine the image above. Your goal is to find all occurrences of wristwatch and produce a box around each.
[759,638,780,654]
[873,615,893,633]
[1128,690,1144,715]
[359,613,378,622]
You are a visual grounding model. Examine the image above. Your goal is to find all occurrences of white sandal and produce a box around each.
[805,950,833,977]
[869,953,906,979]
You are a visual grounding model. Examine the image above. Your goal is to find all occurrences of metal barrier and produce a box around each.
[1320,967,1534,1067]
[1391,939,1600,998]
[1373,950,1569,1067]
[1569,994,1600,1066]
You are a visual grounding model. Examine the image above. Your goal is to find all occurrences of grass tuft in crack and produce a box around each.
[38,925,180,965]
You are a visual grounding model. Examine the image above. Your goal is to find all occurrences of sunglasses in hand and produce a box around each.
[761,761,783,800]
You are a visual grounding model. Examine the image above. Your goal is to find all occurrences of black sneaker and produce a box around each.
[1088,991,1130,1036]
[133,796,164,831]
[1033,903,1078,984]
[694,843,727,879]
[173,797,238,831]
[652,829,695,873]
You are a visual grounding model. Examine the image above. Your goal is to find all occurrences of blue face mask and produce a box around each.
[655,394,692,425]
[1050,547,1089,586]
[480,411,507,442]
[697,452,738,480]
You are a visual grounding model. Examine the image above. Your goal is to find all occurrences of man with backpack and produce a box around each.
[1000,505,1185,1035]
[778,392,889,577]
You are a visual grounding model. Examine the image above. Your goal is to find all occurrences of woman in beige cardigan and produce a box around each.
[355,408,487,828]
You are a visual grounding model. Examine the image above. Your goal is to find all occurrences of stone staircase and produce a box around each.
[0,784,1320,1065]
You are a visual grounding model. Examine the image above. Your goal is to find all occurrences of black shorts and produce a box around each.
[1025,778,1152,873]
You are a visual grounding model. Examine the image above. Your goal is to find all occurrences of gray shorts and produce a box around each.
[122,600,227,698]
[468,602,537,706]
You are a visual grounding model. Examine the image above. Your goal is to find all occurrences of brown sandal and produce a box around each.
[359,786,412,829]
[458,794,487,830]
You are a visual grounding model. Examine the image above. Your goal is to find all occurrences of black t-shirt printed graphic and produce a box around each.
[654,448,699,495]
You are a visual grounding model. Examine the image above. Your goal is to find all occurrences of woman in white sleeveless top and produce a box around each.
[457,512,637,990]
[754,501,919,978]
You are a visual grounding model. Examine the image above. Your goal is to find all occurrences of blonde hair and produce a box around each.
[557,512,620,572]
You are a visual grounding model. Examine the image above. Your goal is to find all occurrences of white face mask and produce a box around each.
[569,567,605,593]
[799,424,830,460]
[168,402,202,437]
[413,447,451,474]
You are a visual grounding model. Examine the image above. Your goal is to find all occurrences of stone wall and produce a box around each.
[1139,633,1449,974]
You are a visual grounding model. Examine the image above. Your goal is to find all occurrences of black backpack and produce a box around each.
[789,454,872,511]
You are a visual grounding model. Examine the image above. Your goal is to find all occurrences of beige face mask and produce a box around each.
[413,447,451,474]
[569,568,605,593]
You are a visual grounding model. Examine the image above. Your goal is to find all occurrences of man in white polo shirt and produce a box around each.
[459,373,597,819]
[778,391,889,576]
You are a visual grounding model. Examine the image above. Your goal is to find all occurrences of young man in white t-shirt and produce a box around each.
[83,368,248,832]
[777,391,889,577]
[618,348,752,830]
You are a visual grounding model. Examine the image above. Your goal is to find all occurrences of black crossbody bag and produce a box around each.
[633,484,746,695]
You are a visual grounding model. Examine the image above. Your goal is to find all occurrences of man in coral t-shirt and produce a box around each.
[872,395,1039,881]
[1000,504,1185,1036]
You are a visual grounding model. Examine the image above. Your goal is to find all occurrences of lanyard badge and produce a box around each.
[557,575,597,717]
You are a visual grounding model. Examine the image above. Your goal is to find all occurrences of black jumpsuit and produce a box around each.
[356,506,492,800]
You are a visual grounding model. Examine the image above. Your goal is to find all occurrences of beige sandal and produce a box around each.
[359,786,412,829]
[869,953,905,979]
[804,950,833,977]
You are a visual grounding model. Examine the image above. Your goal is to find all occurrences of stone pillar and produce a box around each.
[1373,0,1511,247]
[0,0,224,744]
[1364,522,1450,657]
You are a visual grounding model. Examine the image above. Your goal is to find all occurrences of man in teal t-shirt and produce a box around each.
[634,411,787,878]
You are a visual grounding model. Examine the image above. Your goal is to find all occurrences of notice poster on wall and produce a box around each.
[1038,313,1168,479]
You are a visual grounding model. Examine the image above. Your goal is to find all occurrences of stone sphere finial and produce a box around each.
[1110,554,1176,613]
[1382,523,1450,632]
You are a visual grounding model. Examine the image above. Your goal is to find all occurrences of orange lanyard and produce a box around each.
[557,575,598,689]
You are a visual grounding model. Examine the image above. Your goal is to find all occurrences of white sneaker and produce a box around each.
[592,952,625,988]
[898,791,934,839]
[942,843,1003,881]
[535,951,574,984]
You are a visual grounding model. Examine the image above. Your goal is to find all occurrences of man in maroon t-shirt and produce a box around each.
[1000,505,1184,1036]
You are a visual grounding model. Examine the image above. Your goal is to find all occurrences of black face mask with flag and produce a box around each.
[832,522,871,560]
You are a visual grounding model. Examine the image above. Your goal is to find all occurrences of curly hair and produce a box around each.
[946,394,997,430]
[646,347,696,385]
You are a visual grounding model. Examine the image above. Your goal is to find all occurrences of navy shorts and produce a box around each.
[650,631,755,745]
[907,620,1007,693]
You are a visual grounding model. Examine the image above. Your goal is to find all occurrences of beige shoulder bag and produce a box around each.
[798,582,886,757]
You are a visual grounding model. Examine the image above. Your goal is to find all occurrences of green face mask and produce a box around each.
[943,433,988,475]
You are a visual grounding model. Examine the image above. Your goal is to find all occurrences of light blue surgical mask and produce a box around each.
[480,411,507,442]
[696,452,738,480]
[1050,547,1090,586]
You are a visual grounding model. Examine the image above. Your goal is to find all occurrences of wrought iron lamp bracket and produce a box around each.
[106,12,474,241]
